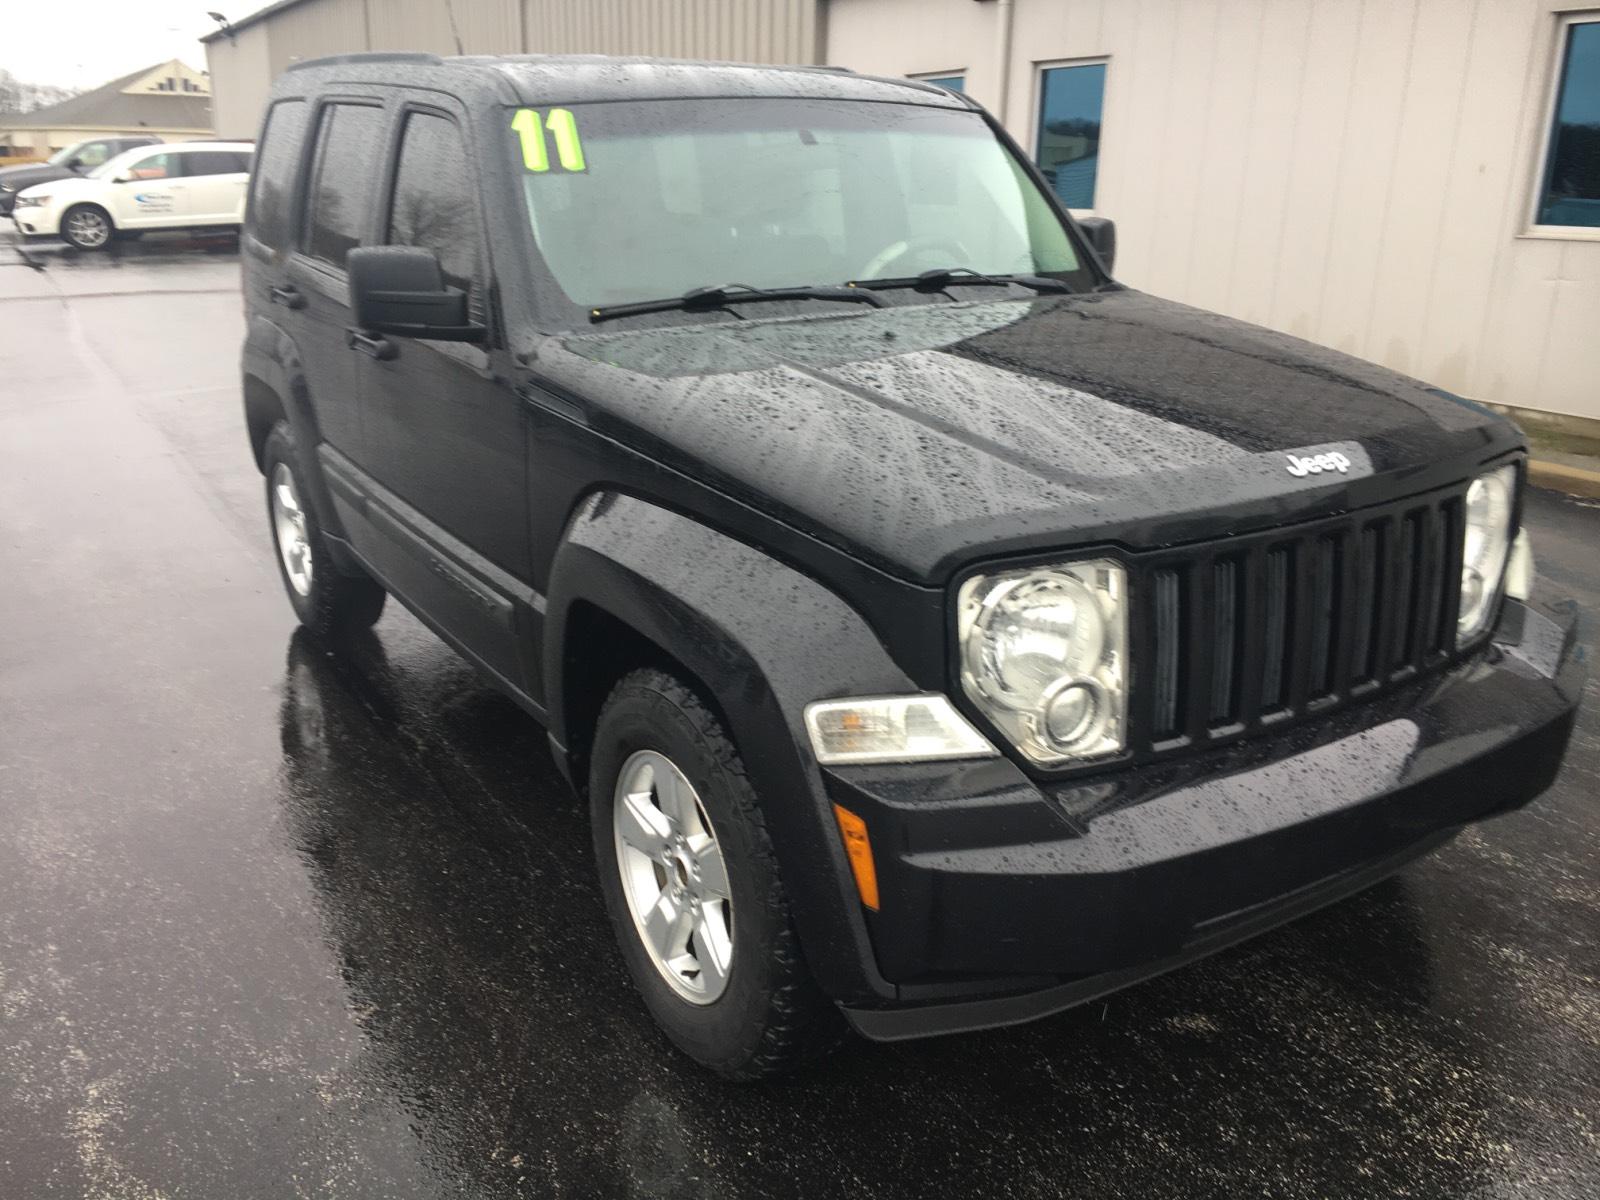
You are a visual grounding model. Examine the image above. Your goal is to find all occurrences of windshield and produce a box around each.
[46,141,90,167]
[512,98,1093,321]
[88,146,150,180]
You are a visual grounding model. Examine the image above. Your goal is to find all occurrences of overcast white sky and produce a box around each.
[2,0,246,88]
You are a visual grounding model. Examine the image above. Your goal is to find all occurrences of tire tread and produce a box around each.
[598,668,845,1079]
[263,421,386,636]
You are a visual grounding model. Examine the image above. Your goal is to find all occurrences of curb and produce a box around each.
[1529,458,1600,500]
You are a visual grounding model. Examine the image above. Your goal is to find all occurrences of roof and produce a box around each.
[200,0,313,43]
[278,52,970,110]
[4,64,212,131]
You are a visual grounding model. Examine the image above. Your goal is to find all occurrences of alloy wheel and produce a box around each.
[612,749,734,1004]
[270,462,314,597]
[66,209,110,248]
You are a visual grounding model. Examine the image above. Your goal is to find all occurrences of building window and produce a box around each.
[1035,61,1106,209]
[916,74,965,93]
[1535,18,1600,228]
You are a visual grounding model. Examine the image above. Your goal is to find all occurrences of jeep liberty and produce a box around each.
[238,53,1583,1078]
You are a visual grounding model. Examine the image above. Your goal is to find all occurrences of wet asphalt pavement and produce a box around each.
[1,232,1597,1200]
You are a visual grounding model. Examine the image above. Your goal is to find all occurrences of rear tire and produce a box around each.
[589,668,843,1079]
[262,421,386,637]
[60,204,113,250]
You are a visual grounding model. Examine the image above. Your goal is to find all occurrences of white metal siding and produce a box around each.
[264,0,369,76]
[826,0,1600,423]
[207,22,275,139]
[521,0,820,62]
[206,0,824,130]
[369,0,522,54]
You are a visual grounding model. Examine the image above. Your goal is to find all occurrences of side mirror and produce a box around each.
[1077,216,1116,276]
[111,172,133,184]
[346,245,485,343]
[66,159,85,172]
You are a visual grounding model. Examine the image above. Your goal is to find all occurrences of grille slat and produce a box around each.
[1308,534,1341,698]
[1151,568,1182,739]
[1209,559,1239,723]
[1415,506,1443,661]
[1387,516,1418,671]
[1351,523,1384,684]
[1261,547,1292,710]
[1135,482,1476,759]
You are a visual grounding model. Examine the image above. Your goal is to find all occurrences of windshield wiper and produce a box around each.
[589,282,887,324]
[847,267,1072,295]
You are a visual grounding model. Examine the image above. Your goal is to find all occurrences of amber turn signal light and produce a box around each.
[832,803,880,911]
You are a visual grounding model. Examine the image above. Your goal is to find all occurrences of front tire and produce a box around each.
[590,669,842,1079]
[262,421,386,637]
[60,204,113,250]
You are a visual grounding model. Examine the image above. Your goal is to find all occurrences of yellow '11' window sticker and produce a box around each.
[512,108,587,173]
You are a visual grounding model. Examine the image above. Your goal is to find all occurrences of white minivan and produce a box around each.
[11,141,254,250]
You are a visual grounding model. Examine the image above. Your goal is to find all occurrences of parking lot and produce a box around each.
[1,232,1597,1199]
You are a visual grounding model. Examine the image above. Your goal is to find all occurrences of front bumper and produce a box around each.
[826,597,1583,1040]
[11,208,59,237]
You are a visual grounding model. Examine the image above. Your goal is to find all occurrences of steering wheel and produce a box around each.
[856,235,973,281]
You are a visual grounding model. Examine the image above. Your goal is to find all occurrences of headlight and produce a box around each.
[1458,465,1517,640]
[958,559,1127,766]
[15,194,47,208]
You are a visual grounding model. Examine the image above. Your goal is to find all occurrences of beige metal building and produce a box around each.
[202,0,1600,428]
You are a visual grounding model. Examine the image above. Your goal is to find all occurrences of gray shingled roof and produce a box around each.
[5,64,213,131]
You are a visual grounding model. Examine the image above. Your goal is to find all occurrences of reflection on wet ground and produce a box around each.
[1,240,1596,1197]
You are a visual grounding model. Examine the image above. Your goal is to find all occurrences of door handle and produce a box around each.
[269,284,304,309]
[346,328,397,361]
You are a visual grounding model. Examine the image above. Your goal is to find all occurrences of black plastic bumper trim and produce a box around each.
[841,826,1456,1042]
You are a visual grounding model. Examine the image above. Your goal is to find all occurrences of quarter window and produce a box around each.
[1535,19,1600,228]
[386,112,481,294]
[249,100,309,250]
[1035,62,1107,209]
[303,103,386,268]
[126,152,184,181]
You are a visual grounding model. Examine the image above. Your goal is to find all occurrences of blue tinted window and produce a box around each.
[924,75,964,93]
[1538,22,1600,227]
[1036,63,1106,209]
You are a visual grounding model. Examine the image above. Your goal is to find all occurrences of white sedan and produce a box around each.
[11,141,254,250]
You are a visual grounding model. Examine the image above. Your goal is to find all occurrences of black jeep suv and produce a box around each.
[238,52,1582,1077]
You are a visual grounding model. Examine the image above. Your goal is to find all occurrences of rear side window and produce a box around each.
[303,103,386,268]
[386,113,481,293]
[126,151,184,181]
[187,150,248,176]
[249,100,310,249]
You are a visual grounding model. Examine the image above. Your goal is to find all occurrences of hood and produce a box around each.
[18,173,98,199]
[538,289,1520,584]
[0,164,74,192]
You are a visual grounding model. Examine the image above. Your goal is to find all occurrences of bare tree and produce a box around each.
[0,67,83,115]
